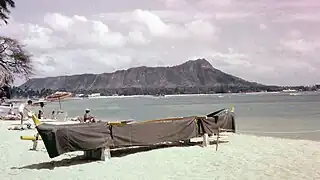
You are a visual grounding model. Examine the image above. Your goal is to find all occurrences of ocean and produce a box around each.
[41,92,320,141]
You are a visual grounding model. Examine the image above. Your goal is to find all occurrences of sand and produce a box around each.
[0,120,319,180]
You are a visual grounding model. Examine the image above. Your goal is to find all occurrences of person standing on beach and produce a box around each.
[37,110,43,119]
[84,108,96,123]
[51,110,56,119]
[18,100,32,125]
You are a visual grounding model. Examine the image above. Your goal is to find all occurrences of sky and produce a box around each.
[0,0,319,86]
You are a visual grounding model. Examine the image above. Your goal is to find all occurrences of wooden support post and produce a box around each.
[83,147,111,161]
[31,133,40,150]
[202,133,209,147]
[216,128,220,151]
[184,139,191,145]
[105,147,111,159]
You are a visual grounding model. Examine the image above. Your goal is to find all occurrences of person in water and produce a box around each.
[84,108,95,123]
[18,100,32,125]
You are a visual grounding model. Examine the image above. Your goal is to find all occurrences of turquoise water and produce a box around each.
[42,92,320,141]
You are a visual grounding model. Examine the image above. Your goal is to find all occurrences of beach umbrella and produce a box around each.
[45,91,72,110]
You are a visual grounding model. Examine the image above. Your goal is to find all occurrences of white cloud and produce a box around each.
[274,12,320,23]
[44,13,127,48]
[73,15,88,22]
[130,9,217,40]
[214,12,251,20]
[128,31,149,45]
[290,13,320,22]
[185,20,216,40]
[22,24,57,49]
[0,10,219,76]
[259,23,268,30]
[280,39,320,53]
[132,9,170,36]
[1,0,320,86]
[196,0,233,8]
[277,0,320,8]
[162,0,189,9]
[44,13,73,31]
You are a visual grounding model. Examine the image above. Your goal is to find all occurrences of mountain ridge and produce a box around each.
[21,59,262,91]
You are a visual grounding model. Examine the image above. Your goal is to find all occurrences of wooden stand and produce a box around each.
[183,139,191,145]
[216,128,220,151]
[202,133,209,147]
[202,128,221,151]
[32,133,40,150]
[83,147,111,161]
[20,134,41,150]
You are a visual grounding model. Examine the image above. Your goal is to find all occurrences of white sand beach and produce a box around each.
[0,120,319,180]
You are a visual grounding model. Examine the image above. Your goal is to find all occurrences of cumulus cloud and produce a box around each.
[280,39,320,53]
[128,30,149,45]
[185,20,216,40]
[133,9,170,36]
[278,30,320,53]
[44,13,74,31]
[0,0,319,85]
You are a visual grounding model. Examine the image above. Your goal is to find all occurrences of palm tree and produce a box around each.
[0,0,15,24]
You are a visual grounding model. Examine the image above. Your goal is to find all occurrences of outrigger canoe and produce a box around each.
[22,108,236,160]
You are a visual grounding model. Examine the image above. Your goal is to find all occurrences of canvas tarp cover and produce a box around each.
[37,110,235,159]
[199,111,235,135]
[37,122,112,158]
[111,117,198,147]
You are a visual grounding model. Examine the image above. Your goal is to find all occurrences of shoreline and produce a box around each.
[6,90,320,100]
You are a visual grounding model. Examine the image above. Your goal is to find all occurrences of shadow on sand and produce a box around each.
[11,156,95,170]
[11,140,228,170]
[111,140,228,157]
